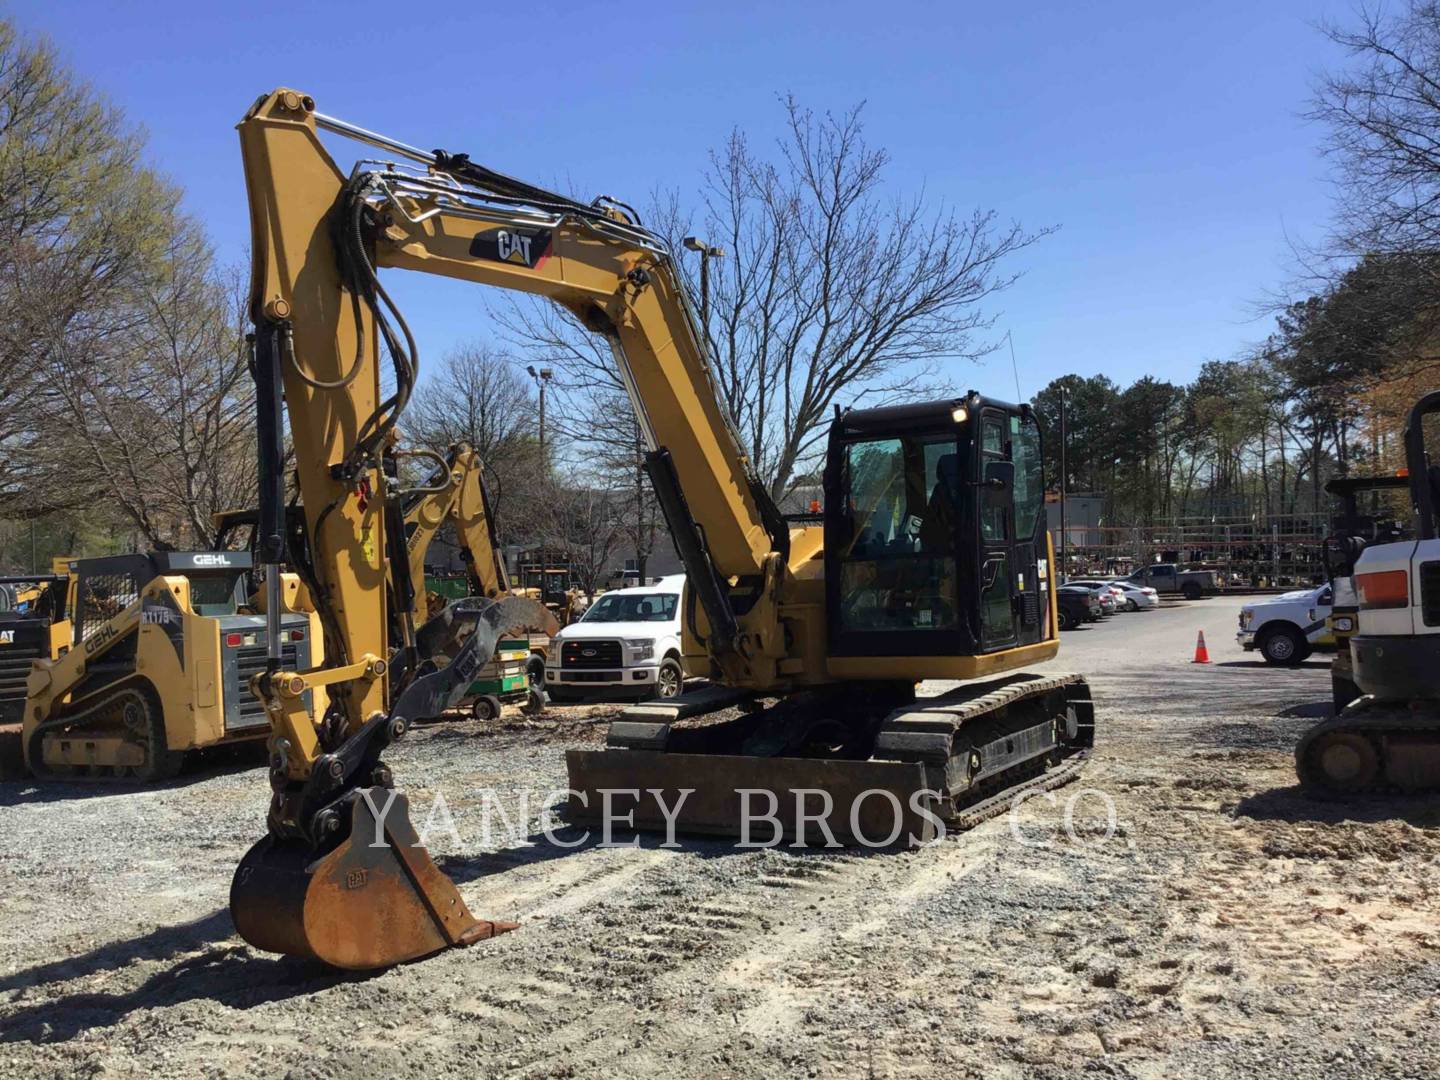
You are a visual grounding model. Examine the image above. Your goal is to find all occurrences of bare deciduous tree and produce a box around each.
[500,95,1051,502]
[45,234,256,549]
[0,18,255,555]
[1314,2,1440,254]
[538,482,625,598]
[406,344,544,535]
[0,18,183,520]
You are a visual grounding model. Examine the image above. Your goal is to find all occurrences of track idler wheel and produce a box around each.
[230,787,515,970]
[1308,731,1379,794]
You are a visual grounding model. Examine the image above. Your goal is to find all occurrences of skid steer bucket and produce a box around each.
[565,749,938,847]
[231,596,542,969]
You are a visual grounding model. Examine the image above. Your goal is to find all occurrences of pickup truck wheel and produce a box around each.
[1259,624,1308,666]
[1057,607,1077,631]
[1182,582,1202,601]
[655,658,683,699]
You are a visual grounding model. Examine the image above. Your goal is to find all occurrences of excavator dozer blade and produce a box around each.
[231,787,515,970]
[564,749,939,847]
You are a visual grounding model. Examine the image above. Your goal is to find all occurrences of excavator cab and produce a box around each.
[824,396,1049,660]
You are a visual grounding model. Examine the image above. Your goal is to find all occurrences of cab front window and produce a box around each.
[837,434,960,632]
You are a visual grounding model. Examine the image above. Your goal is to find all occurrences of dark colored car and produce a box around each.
[1057,586,1100,630]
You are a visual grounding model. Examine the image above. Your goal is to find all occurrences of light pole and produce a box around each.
[526,365,553,456]
[682,236,724,349]
[1059,388,1068,583]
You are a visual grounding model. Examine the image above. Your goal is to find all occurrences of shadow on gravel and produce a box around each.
[1194,718,1314,753]
[0,744,266,807]
[1275,701,1333,719]
[1234,785,1440,828]
[437,825,907,885]
[0,939,367,1044]
[1214,659,1331,670]
[0,910,236,996]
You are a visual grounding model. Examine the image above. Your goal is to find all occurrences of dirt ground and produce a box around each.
[1,597,1437,1079]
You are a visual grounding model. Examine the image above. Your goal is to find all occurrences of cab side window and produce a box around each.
[1011,416,1043,541]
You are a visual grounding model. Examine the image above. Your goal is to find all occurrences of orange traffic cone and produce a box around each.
[1191,630,1212,664]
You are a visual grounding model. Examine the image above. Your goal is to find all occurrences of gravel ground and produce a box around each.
[1,597,1437,1078]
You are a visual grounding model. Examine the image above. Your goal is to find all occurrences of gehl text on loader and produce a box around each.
[228,88,1095,970]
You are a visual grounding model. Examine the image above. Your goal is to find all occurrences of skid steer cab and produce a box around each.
[21,551,322,782]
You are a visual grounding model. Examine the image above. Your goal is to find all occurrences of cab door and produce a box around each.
[1009,412,1046,646]
[977,410,1017,649]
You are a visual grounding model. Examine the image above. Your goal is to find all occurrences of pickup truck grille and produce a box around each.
[561,640,622,669]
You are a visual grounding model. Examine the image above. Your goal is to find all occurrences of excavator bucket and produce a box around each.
[231,789,513,969]
[231,596,544,969]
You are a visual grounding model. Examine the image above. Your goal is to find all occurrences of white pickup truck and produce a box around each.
[543,575,687,701]
[1236,584,1333,665]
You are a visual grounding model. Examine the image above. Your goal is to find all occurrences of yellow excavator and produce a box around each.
[399,443,558,714]
[228,89,1093,970]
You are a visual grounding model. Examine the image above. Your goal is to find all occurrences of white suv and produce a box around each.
[544,575,686,701]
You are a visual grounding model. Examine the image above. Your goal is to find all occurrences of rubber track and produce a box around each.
[871,671,1094,831]
[27,685,172,782]
[950,749,1091,832]
[881,671,1093,738]
[1295,697,1440,795]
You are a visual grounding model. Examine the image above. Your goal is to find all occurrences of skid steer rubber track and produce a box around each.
[1296,696,1440,795]
[25,682,184,782]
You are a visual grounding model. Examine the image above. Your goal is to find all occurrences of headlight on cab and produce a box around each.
[625,638,655,661]
[1332,615,1355,633]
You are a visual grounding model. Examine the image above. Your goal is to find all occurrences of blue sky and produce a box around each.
[7,0,1353,398]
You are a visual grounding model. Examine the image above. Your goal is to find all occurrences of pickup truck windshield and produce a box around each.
[582,593,678,623]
